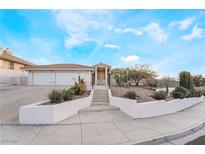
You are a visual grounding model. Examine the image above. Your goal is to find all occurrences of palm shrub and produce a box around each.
[171,86,190,99]
[48,90,63,104]
[179,71,193,90]
[193,74,203,87]
[124,91,136,100]
[152,91,167,100]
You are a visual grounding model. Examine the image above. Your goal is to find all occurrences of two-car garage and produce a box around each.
[31,71,91,86]
[26,64,93,86]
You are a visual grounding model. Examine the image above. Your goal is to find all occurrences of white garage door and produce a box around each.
[33,71,53,85]
[55,71,79,85]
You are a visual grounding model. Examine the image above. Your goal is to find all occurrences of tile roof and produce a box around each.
[24,63,94,71]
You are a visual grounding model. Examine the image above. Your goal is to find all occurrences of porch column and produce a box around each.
[95,66,97,85]
[105,67,108,85]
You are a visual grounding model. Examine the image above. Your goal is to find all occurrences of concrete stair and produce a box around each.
[92,89,109,105]
[80,89,119,112]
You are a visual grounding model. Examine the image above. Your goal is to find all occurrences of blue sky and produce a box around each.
[0,10,205,76]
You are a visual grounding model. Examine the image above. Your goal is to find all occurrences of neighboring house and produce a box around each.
[0,48,35,85]
[24,63,112,87]
[0,49,34,70]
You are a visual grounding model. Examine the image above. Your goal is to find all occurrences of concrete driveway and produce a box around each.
[0,86,67,124]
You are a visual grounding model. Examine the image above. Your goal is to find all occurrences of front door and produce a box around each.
[97,68,105,85]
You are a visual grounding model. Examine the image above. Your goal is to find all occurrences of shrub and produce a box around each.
[114,69,129,87]
[172,91,185,99]
[179,71,193,90]
[48,90,62,104]
[71,77,86,95]
[171,86,190,99]
[152,91,167,100]
[193,74,203,87]
[175,86,189,94]
[124,91,136,100]
[146,78,157,87]
[61,89,75,101]
[188,89,203,97]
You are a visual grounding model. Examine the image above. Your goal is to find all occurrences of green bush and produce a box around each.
[175,86,189,94]
[179,71,193,90]
[48,90,63,104]
[172,91,185,99]
[146,78,157,87]
[188,89,203,97]
[114,69,129,87]
[61,89,75,101]
[124,91,136,100]
[171,86,190,99]
[152,91,167,100]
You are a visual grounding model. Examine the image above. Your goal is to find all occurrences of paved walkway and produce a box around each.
[1,88,205,144]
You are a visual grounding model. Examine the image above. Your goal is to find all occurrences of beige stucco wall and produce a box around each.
[0,59,10,69]
[0,59,25,70]
[14,63,25,70]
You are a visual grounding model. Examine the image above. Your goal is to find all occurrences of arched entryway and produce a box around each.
[93,63,111,85]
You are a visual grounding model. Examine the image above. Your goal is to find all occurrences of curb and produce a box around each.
[135,121,205,145]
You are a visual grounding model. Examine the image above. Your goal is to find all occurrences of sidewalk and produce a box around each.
[1,100,205,144]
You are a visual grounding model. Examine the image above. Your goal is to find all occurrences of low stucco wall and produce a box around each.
[109,90,205,118]
[19,90,93,124]
[0,68,28,85]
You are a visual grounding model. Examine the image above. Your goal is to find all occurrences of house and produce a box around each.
[0,47,35,85]
[0,48,34,70]
[24,63,112,87]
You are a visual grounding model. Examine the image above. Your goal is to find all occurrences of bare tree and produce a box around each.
[158,76,175,94]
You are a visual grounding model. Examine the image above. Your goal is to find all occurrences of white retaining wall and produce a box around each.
[109,90,205,118]
[19,90,93,124]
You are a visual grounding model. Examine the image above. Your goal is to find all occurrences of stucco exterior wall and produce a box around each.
[0,59,10,69]
[14,63,25,70]
[0,59,25,70]
[19,90,94,124]
[109,89,205,118]
[0,68,28,85]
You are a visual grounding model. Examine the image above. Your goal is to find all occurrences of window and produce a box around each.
[10,61,14,70]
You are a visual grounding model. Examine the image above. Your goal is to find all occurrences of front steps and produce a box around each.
[80,89,119,112]
[92,89,109,105]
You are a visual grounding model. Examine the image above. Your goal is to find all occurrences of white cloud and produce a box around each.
[120,55,140,63]
[109,26,143,36]
[31,58,50,65]
[170,17,195,30]
[54,10,112,49]
[143,22,168,43]
[182,25,203,41]
[64,37,84,49]
[30,38,56,53]
[104,43,121,50]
